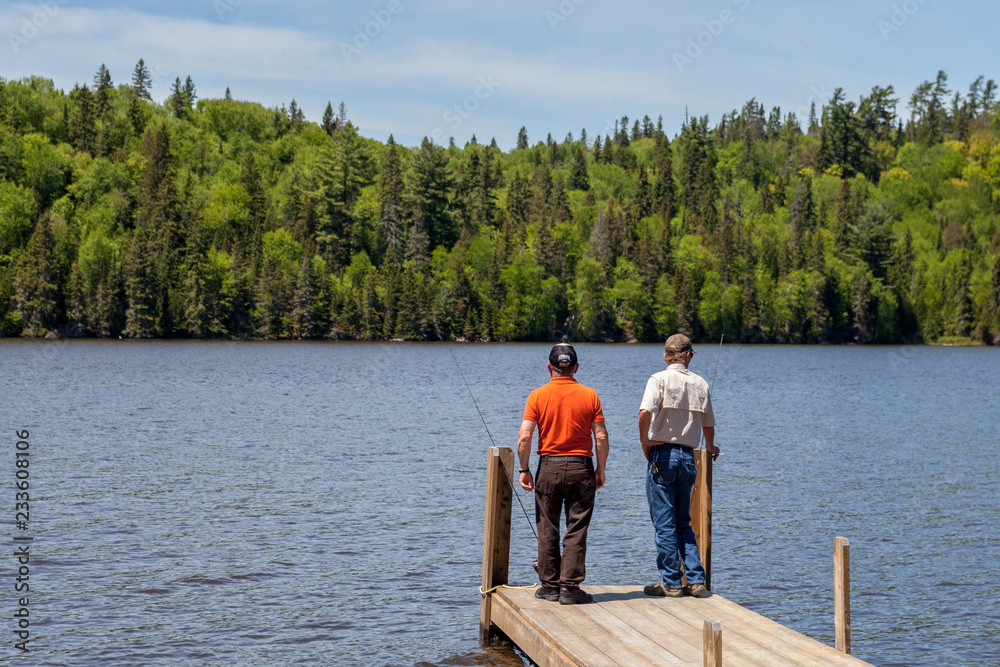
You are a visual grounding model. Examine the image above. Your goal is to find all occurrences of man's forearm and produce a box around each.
[595,435,609,473]
[517,422,534,471]
[703,426,715,448]
[638,410,654,459]
[517,435,531,470]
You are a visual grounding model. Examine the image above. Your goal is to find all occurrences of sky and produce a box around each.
[2,0,998,150]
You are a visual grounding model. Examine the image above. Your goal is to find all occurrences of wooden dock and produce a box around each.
[480,447,873,666]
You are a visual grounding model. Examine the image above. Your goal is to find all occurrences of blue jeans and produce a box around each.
[646,446,705,588]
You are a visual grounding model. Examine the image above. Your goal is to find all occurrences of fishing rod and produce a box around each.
[449,349,538,541]
[697,334,724,451]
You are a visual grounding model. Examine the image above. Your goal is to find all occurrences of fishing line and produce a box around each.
[450,349,538,541]
[697,333,724,450]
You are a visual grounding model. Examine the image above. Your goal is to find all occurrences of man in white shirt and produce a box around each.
[638,333,720,598]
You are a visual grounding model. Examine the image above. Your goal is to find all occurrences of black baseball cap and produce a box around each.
[548,344,578,369]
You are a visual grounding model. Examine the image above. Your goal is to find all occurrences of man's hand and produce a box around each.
[641,440,664,461]
[595,469,605,490]
[706,442,720,461]
[703,426,718,461]
[519,470,534,491]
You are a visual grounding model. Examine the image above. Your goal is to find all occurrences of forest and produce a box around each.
[1,62,999,344]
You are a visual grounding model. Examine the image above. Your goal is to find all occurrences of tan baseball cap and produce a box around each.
[664,333,695,353]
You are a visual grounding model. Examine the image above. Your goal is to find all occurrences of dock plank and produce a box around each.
[493,591,612,666]
[639,593,804,667]
[492,586,875,667]
[584,586,706,665]
[696,595,862,666]
[600,587,801,667]
[499,588,662,666]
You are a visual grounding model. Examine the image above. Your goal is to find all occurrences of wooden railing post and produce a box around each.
[834,536,851,654]
[703,619,722,667]
[480,446,514,640]
[691,449,713,589]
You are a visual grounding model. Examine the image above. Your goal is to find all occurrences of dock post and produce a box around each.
[692,449,713,589]
[480,446,514,640]
[703,619,722,667]
[834,536,851,654]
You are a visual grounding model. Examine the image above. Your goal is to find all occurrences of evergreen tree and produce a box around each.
[314,122,373,268]
[979,258,1000,343]
[128,95,146,135]
[169,78,187,119]
[653,133,676,220]
[184,76,197,107]
[68,84,96,154]
[679,116,716,231]
[568,144,590,190]
[406,138,453,251]
[131,59,153,101]
[123,125,177,337]
[851,201,895,281]
[240,151,267,252]
[633,167,652,220]
[289,99,304,128]
[379,135,404,261]
[13,213,62,336]
[475,149,500,228]
[505,170,531,241]
[834,179,855,251]
[255,228,301,338]
[181,229,210,337]
[290,253,321,338]
[322,102,336,136]
[75,227,124,336]
[93,64,113,117]
[404,211,430,268]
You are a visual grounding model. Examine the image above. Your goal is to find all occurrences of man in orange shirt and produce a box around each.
[517,344,610,605]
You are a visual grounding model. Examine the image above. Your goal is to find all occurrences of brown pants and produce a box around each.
[534,456,596,589]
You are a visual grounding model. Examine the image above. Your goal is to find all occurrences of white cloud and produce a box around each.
[2,6,333,93]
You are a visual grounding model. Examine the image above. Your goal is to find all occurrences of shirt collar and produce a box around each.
[667,363,688,371]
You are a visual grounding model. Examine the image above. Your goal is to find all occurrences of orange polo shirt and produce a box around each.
[523,376,605,457]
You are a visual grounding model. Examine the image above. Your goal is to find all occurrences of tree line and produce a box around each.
[1,62,999,344]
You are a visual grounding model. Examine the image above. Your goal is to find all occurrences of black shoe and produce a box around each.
[559,586,594,605]
[534,586,560,602]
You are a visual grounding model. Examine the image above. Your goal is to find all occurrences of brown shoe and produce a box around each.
[644,582,685,597]
[688,583,709,597]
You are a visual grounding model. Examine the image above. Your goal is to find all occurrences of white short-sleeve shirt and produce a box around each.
[639,363,715,448]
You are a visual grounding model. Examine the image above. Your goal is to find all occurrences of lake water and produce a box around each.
[1,340,998,666]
